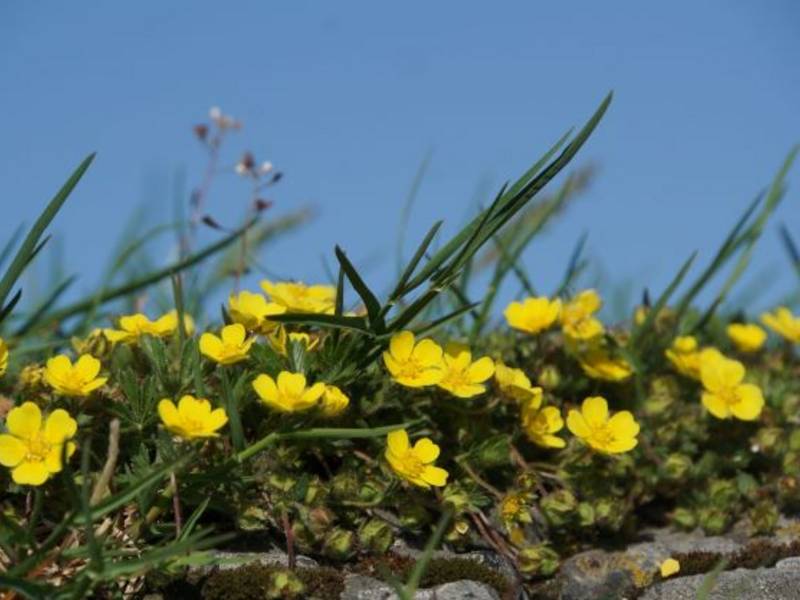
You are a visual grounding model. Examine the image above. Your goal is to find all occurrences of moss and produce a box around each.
[353,553,511,597]
[201,563,343,600]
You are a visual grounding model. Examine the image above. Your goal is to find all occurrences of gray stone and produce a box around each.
[185,549,318,584]
[340,575,500,600]
[641,565,800,599]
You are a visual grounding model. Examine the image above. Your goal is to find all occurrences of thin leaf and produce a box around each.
[0,153,94,310]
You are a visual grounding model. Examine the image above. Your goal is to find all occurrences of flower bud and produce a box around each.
[517,544,560,577]
[398,503,430,530]
[322,528,355,561]
[749,500,778,535]
[672,507,696,530]
[538,365,561,390]
[709,479,739,510]
[789,430,800,452]
[752,427,784,457]
[358,518,394,554]
[644,376,680,416]
[663,453,692,482]
[784,451,800,477]
[540,490,577,528]
[267,569,305,598]
[698,507,729,535]
[332,472,359,499]
[577,502,595,527]
[442,484,472,513]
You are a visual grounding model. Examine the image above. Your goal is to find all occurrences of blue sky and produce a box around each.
[1,1,798,320]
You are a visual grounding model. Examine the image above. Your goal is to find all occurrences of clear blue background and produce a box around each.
[1,1,798,320]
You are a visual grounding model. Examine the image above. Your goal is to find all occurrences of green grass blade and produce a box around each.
[37,218,257,327]
[335,245,385,332]
[0,153,94,311]
[630,251,696,348]
[14,276,77,336]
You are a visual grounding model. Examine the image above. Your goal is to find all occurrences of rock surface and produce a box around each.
[340,575,501,600]
[641,558,800,599]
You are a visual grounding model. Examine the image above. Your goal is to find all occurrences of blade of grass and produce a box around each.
[0,153,94,311]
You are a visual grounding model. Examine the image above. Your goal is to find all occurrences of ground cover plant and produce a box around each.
[1,95,799,599]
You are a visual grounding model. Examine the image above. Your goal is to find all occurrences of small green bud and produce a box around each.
[672,507,696,530]
[267,569,305,598]
[783,451,800,477]
[517,544,560,577]
[577,502,595,527]
[398,503,430,530]
[540,490,577,528]
[698,507,729,535]
[736,472,759,501]
[538,365,561,390]
[708,479,739,510]
[322,528,356,561]
[789,430,800,452]
[663,453,692,482]
[442,484,473,513]
[358,518,394,554]
[749,500,779,535]
[331,472,359,499]
[752,427,784,456]
[644,376,680,416]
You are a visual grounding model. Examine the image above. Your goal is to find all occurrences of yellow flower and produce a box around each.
[700,355,763,421]
[158,395,228,439]
[228,290,286,333]
[521,405,566,449]
[382,331,444,388]
[567,396,639,454]
[0,338,8,377]
[660,558,680,578]
[504,297,561,335]
[104,310,192,344]
[665,335,700,377]
[199,324,255,365]
[726,323,767,353]
[385,429,448,489]
[437,343,495,398]
[561,289,605,340]
[761,307,800,344]
[320,385,350,417]
[494,361,542,404]
[44,354,107,397]
[260,280,336,314]
[0,402,77,486]
[268,327,320,356]
[252,371,325,413]
[578,347,633,382]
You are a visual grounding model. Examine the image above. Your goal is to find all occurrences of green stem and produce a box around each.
[235,421,420,464]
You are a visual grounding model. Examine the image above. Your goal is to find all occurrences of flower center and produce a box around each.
[25,435,51,463]
[397,452,425,478]
[587,423,616,448]
[718,387,742,408]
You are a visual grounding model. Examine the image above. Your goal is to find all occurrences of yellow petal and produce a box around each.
[0,434,26,467]
[221,323,246,345]
[566,409,590,438]
[607,411,640,438]
[422,465,449,487]
[389,331,415,361]
[206,408,229,432]
[199,333,223,360]
[413,438,440,463]
[413,339,444,365]
[701,392,731,419]
[158,399,180,427]
[278,372,307,397]
[253,374,278,403]
[731,384,764,421]
[12,461,49,486]
[581,396,609,426]
[466,356,495,383]
[6,402,42,440]
[45,355,72,379]
[386,429,409,456]
[75,354,101,380]
[44,409,77,445]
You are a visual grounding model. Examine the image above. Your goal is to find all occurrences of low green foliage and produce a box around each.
[0,96,799,599]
